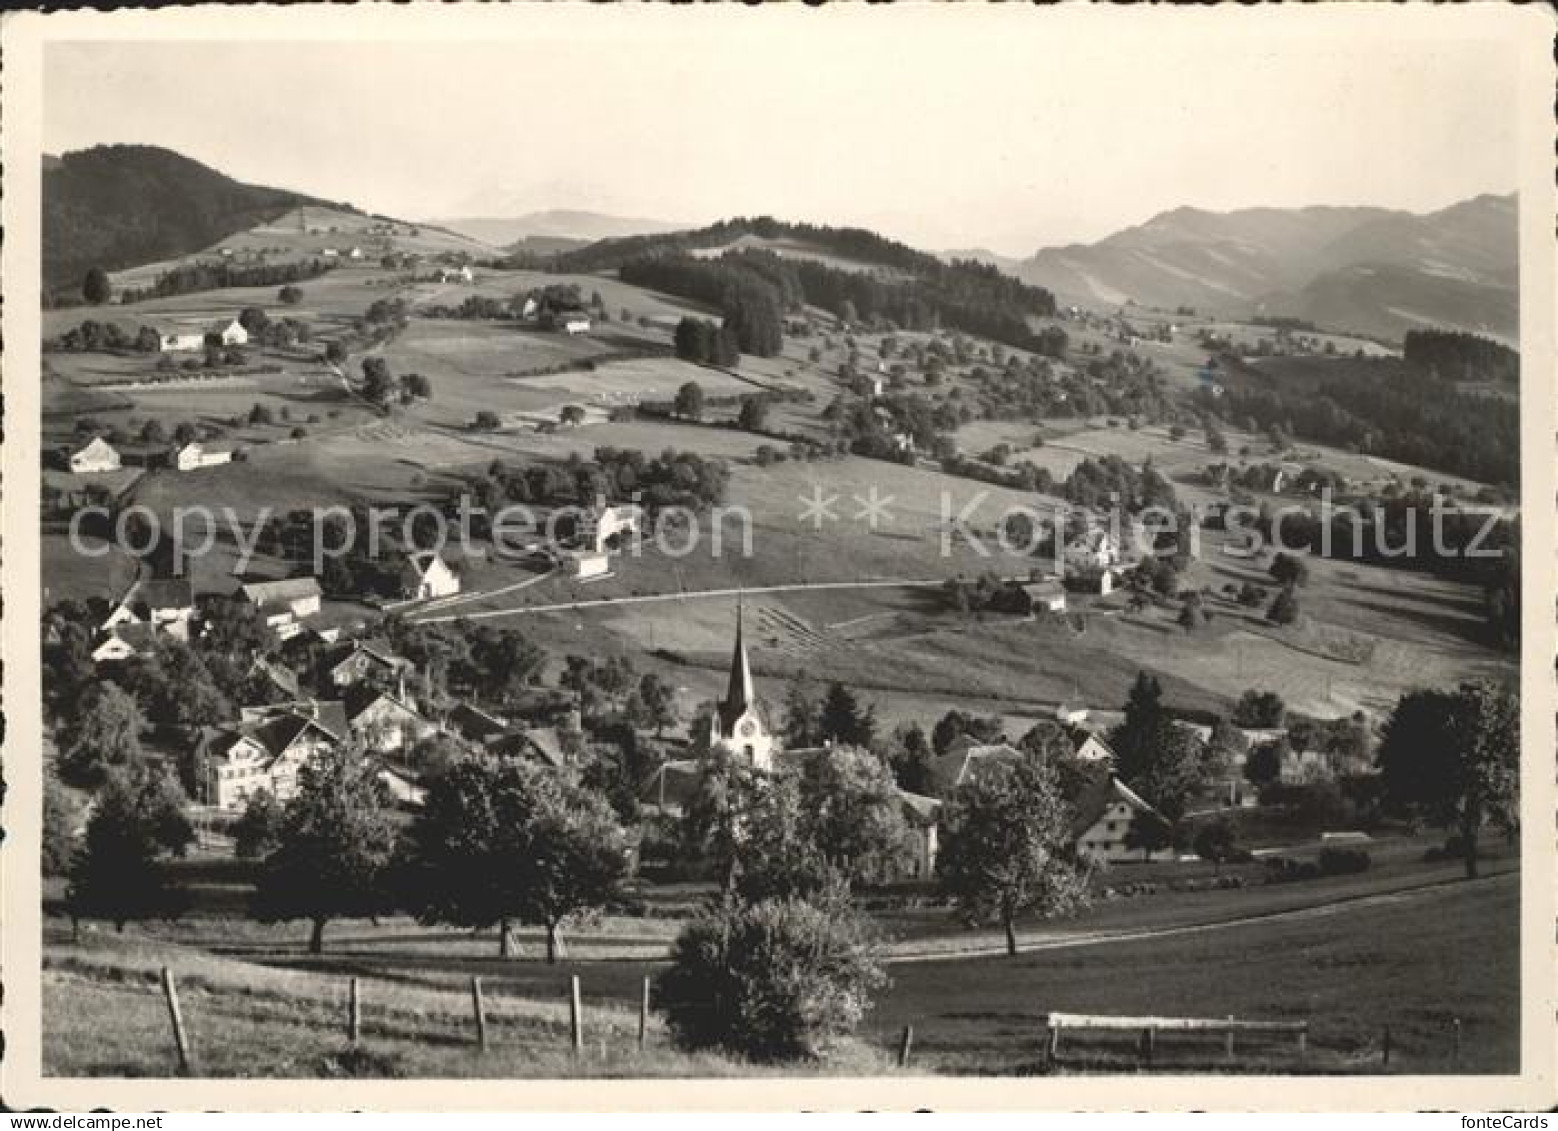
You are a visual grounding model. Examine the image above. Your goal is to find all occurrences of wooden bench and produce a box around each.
[1043,1011,1309,1066]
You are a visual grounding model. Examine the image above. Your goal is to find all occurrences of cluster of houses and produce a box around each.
[90,573,329,664]
[635,608,1188,877]
[160,317,250,354]
[56,435,239,476]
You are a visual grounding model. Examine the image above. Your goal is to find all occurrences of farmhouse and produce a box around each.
[196,704,344,810]
[401,551,461,601]
[1014,578,1068,616]
[345,686,436,754]
[558,311,592,335]
[567,549,612,581]
[90,623,160,664]
[161,331,207,352]
[897,790,942,879]
[67,436,122,474]
[436,265,475,284]
[1063,526,1123,574]
[488,726,569,769]
[240,576,323,639]
[101,576,196,641]
[321,639,413,691]
[172,441,235,471]
[1070,770,1172,864]
[217,319,249,347]
[929,739,1027,795]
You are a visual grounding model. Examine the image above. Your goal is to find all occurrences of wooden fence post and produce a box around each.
[1381,1025,1392,1067]
[897,1024,914,1068]
[1297,1024,1307,1057]
[1452,1018,1462,1069]
[1047,1020,1061,1066]
[160,967,194,1076]
[348,976,361,1044]
[471,976,489,1051]
[637,976,650,1049]
[1225,1015,1235,1061]
[1140,1026,1155,1068]
[569,975,584,1056]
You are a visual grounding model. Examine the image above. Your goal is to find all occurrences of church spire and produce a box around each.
[721,597,755,722]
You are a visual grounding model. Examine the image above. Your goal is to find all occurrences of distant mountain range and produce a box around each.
[437,210,688,251]
[998,194,1517,343]
[42,144,346,294]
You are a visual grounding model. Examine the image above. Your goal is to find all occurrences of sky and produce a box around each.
[42,6,1520,256]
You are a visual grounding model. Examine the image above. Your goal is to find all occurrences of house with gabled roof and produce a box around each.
[91,623,161,664]
[320,639,412,692]
[1069,769,1172,864]
[195,704,344,810]
[240,576,323,639]
[401,551,460,601]
[102,576,196,641]
[67,436,122,474]
[345,685,435,754]
[930,738,1027,795]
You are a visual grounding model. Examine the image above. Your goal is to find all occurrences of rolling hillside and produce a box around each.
[42,145,347,295]
[1011,194,1517,343]
[438,209,687,249]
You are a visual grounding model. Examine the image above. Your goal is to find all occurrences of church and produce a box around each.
[639,604,942,879]
[705,604,776,770]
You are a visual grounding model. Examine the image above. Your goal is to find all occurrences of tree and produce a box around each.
[1266,585,1300,626]
[253,745,399,953]
[1244,739,1286,786]
[1191,815,1239,874]
[1109,673,1212,822]
[1233,689,1287,729]
[673,380,705,421]
[658,890,886,1062]
[238,307,270,335]
[43,773,83,878]
[1268,551,1310,588]
[406,755,626,961]
[781,679,820,748]
[559,404,586,426]
[1206,424,1228,454]
[798,747,911,886]
[818,682,876,747]
[278,285,304,304]
[58,684,147,785]
[1377,682,1517,878]
[82,266,112,305]
[1123,812,1172,862]
[737,395,770,432]
[938,760,1088,956]
[401,372,432,401]
[140,418,168,444]
[69,766,193,930]
[886,722,936,795]
[360,357,395,406]
[232,789,286,860]
[932,709,1004,755]
[325,340,347,364]
[633,673,678,737]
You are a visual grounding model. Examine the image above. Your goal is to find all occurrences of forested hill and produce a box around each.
[43,145,348,296]
[553,217,1059,355]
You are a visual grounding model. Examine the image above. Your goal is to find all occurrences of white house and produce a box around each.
[1071,773,1172,864]
[218,319,249,347]
[161,332,207,352]
[402,551,461,601]
[196,705,344,810]
[348,247,364,261]
[101,577,196,642]
[1063,527,1122,574]
[173,442,234,471]
[345,687,436,754]
[436,265,475,284]
[91,624,159,664]
[520,296,540,320]
[1018,579,1068,615]
[559,312,591,335]
[67,437,122,474]
[240,576,323,638]
[569,550,611,580]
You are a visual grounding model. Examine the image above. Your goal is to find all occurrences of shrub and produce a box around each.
[657,893,886,1062]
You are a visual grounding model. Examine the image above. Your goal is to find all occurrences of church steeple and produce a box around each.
[720,598,755,725]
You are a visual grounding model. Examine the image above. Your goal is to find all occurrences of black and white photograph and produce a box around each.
[1,2,1552,1112]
